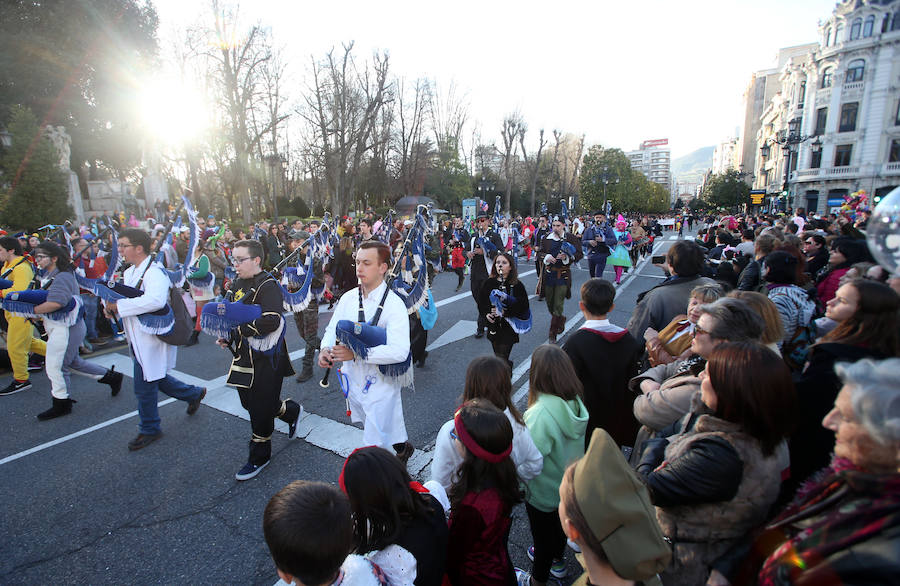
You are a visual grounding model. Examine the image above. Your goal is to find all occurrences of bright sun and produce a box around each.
[139,74,210,147]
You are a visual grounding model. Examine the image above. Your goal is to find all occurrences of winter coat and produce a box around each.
[637,405,783,585]
[626,275,718,341]
[630,359,703,433]
[737,259,763,291]
[815,267,849,305]
[767,284,816,350]
[524,393,589,512]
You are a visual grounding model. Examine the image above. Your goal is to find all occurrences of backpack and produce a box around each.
[135,263,194,346]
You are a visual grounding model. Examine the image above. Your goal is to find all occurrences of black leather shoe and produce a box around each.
[186,388,207,415]
[474,330,484,339]
[128,433,162,451]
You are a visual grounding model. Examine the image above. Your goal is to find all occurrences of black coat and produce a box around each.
[478,277,529,346]
[467,230,503,282]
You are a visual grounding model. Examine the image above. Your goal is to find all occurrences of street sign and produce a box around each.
[750,189,766,205]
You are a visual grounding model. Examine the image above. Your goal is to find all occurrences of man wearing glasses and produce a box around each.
[218,239,302,481]
[104,229,206,451]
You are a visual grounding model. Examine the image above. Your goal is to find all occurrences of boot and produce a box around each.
[37,397,75,420]
[295,365,314,383]
[549,316,558,344]
[185,330,200,347]
[98,366,124,396]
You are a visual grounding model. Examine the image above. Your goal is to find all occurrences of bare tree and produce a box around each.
[499,113,523,214]
[430,80,469,155]
[300,42,392,215]
[518,125,547,217]
[393,77,430,196]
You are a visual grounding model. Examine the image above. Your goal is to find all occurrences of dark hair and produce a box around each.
[580,278,616,315]
[119,228,151,255]
[706,342,796,456]
[823,279,900,356]
[490,252,519,285]
[666,241,705,276]
[830,238,868,269]
[448,399,522,510]
[263,480,352,585]
[742,229,754,241]
[806,234,826,247]
[528,344,583,405]
[715,230,729,244]
[0,236,23,256]
[358,218,372,228]
[359,240,391,266]
[233,239,265,263]
[764,250,799,284]
[35,241,73,272]
[341,446,435,554]
[463,355,523,425]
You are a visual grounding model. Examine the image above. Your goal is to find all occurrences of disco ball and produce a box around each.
[867,186,900,274]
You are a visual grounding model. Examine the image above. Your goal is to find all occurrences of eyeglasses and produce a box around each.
[117,243,135,250]
[232,256,253,265]
[33,254,50,259]
[694,324,711,337]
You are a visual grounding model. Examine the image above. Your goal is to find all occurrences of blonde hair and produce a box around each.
[727,291,785,346]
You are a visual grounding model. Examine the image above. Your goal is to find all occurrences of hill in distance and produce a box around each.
[672,146,714,178]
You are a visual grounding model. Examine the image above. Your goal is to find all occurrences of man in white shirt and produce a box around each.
[319,241,414,461]
[105,229,206,451]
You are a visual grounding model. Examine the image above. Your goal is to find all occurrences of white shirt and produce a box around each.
[430,407,543,492]
[116,256,177,382]
[321,282,411,449]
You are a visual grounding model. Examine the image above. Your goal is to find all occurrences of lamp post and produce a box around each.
[478,175,495,209]
[760,117,814,213]
[592,166,619,215]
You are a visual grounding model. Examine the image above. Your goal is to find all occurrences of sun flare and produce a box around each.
[139,75,210,147]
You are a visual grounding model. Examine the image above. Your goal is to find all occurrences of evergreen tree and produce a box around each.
[0,105,71,229]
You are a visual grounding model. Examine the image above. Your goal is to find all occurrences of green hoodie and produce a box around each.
[524,393,589,512]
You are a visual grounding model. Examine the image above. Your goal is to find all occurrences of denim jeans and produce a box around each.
[132,358,203,435]
[588,255,609,278]
[81,294,99,339]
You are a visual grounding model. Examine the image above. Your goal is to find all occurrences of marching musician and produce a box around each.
[286,230,323,383]
[477,251,530,372]
[0,235,46,396]
[218,239,302,481]
[318,241,414,462]
[466,213,503,339]
[104,229,207,451]
[533,215,551,300]
[539,217,584,343]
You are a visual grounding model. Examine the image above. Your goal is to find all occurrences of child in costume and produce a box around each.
[608,214,633,285]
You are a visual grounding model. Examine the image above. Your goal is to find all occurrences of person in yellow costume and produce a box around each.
[0,235,47,395]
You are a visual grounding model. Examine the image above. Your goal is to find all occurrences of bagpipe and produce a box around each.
[74,226,120,294]
[94,279,176,336]
[488,285,532,334]
[1,289,83,326]
[156,195,202,287]
[199,298,286,359]
[274,212,338,312]
[320,205,434,389]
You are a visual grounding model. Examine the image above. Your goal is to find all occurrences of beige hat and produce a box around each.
[573,429,671,581]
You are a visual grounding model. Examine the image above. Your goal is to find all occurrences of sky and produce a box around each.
[150,0,840,159]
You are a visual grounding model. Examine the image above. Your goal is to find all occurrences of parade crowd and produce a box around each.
[1,201,898,586]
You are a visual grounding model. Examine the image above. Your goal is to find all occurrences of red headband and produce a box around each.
[453,411,512,463]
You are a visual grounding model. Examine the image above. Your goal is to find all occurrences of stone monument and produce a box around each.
[141,137,168,212]
[44,125,86,223]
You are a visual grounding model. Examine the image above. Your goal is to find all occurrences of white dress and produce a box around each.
[321,282,411,449]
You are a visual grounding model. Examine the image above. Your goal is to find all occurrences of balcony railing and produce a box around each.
[883,162,900,174]
[790,166,861,181]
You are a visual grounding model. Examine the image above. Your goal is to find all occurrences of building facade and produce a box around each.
[712,137,740,174]
[756,1,900,214]
[626,139,671,188]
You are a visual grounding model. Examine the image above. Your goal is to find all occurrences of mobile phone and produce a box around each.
[651,255,666,264]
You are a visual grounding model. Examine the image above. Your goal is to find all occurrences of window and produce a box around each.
[810,148,823,169]
[820,67,833,88]
[825,26,832,46]
[835,22,845,42]
[839,102,859,132]
[896,100,900,126]
[815,108,828,135]
[893,11,900,31]
[890,139,900,163]
[845,59,865,82]
[798,81,807,106]
[834,144,853,166]
[850,18,862,40]
[864,15,874,37]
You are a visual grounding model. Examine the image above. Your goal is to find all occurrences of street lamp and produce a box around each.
[760,117,811,212]
[592,166,619,215]
[478,175,495,206]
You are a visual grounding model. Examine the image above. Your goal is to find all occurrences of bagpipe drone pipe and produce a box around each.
[488,288,532,334]
[158,194,202,287]
[199,299,286,358]
[1,289,83,326]
[275,213,337,312]
[93,280,176,335]
[74,226,121,294]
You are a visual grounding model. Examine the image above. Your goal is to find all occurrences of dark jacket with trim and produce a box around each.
[226,271,294,388]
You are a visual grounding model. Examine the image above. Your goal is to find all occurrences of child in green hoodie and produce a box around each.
[518,344,589,586]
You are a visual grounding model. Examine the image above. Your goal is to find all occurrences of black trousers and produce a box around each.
[410,314,427,363]
[453,267,465,289]
[491,341,514,373]
[237,369,300,465]
[471,276,489,333]
[525,503,567,582]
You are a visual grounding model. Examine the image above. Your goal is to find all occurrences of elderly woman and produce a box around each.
[727,291,784,354]
[636,342,796,585]
[644,283,723,367]
[731,358,900,585]
[630,297,763,443]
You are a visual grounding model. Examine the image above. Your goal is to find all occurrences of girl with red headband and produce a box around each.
[446,400,522,585]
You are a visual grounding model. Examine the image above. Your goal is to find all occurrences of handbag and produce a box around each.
[419,289,438,331]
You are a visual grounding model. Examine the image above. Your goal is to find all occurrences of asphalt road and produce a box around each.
[0,231,687,585]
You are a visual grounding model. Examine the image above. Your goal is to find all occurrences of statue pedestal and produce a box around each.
[67,170,85,223]
[143,171,168,211]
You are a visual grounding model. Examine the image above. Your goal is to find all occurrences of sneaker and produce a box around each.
[27,358,44,372]
[394,441,415,464]
[0,379,32,395]
[111,334,126,344]
[288,405,304,439]
[235,460,269,481]
[128,432,162,451]
[514,568,532,586]
[526,546,567,579]
[186,388,207,415]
